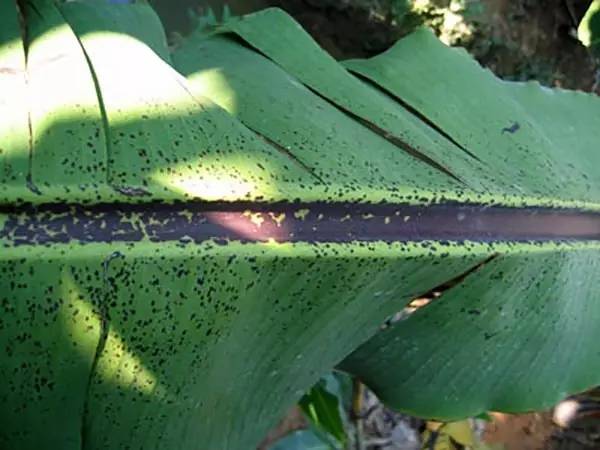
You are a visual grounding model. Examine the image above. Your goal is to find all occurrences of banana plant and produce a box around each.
[1,1,600,449]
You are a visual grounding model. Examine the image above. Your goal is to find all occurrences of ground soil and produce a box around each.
[483,411,557,450]
[468,0,597,91]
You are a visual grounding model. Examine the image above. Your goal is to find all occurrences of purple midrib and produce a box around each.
[1,202,600,246]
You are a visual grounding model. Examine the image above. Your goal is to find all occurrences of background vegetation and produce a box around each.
[151,0,600,90]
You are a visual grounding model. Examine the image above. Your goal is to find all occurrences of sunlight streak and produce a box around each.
[60,271,166,396]
[187,67,238,114]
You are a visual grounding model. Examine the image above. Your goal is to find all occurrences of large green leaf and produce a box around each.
[339,249,600,419]
[211,8,600,208]
[1,2,599,450]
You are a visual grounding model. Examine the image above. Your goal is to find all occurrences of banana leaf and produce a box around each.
[1,2,599,449]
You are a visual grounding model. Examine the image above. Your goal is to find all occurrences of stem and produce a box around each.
[352,378,365,450]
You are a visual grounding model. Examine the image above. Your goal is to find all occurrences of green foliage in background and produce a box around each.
[579,0,600,54]
[299,377,347,448]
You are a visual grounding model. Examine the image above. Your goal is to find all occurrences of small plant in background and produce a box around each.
[167,3,233,47]
[577,0,600,51]
[187,2,232,30]
[578,0,600,91]
[271,373,350,450]
[269,372,500,450]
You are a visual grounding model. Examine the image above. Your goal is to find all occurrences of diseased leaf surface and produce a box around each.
[0,3,599,450]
